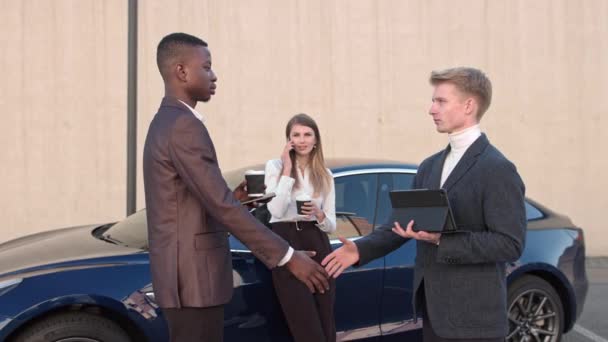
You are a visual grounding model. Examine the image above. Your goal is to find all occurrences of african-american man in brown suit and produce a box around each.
[143,33,330,342]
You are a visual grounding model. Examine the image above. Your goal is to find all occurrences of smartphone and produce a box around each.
[240,192,276,205]
[288,139,296,164]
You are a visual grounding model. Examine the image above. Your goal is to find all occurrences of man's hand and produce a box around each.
[233,180,249,202]
[285,250,330,294]
[321,237,360,278]
[392,220,441,245]
[234,180,269,208]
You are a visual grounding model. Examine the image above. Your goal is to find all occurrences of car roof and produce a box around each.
[325,158,418,173]
[227,158,418,179]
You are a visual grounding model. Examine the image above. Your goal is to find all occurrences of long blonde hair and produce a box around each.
[285,113,331,197]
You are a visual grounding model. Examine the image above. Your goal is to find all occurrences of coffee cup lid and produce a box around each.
[296,194,312,201]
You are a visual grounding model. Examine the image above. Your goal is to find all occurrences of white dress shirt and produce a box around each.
[178,100,206,123]
[440,124,482,187]
[178,100,294,266]
[265,159,337,234]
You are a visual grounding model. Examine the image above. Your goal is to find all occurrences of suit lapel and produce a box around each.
[427,147,450,189]
[441,134,489,191]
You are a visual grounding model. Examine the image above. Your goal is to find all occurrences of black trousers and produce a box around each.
[162,306,224,342]
[421,296,502,342]
[270,221,336,342]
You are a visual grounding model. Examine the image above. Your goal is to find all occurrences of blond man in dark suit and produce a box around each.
[323,67,526,341]
[143,33,329,342]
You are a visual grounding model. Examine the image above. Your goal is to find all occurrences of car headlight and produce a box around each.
[0,278,22,296]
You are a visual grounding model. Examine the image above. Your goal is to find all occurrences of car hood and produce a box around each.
[0,225,142,278]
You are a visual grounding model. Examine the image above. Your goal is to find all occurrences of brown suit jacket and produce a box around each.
[143,97,289,309]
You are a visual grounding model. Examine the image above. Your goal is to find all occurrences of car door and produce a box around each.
[224,172,384,342]
[329,173,384,341]
[225,236,292,342]
[374,172,422,341]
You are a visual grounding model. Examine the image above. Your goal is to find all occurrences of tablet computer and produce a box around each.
[388,189,457,233]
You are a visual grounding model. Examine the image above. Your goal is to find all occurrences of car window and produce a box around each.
[328,174,378,240]
[98,165,263,249]
[525,201,544,221]
[98,166,266,250]
[374,173,543,223]
[102,170,416,246]
[375,173,415,228]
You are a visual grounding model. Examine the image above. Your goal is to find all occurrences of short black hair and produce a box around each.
[156,33,208,75]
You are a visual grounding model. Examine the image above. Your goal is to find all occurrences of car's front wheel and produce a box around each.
[506,275,564,342]
[12,312,131,342]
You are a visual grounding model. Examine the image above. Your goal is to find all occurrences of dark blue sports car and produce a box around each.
[0,159,588,342]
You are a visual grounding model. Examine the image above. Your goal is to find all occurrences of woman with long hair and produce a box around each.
[264,113,336,342]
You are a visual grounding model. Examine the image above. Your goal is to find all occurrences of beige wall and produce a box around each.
[1,0,607,255]
[0,0,128,239]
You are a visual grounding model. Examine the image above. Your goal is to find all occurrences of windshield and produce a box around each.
[101,210,148,249]
[100,164,266,249]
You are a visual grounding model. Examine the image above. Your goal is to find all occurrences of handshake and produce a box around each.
[234,178,331,293]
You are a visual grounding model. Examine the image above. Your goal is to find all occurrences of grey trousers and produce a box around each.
[421,288,503,342]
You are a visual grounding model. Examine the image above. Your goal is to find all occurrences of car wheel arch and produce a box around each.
[6,299,148,342]
[507,265,576,332]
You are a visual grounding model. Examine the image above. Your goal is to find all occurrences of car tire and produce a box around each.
[12,312,131,342]
[507,275,564,342]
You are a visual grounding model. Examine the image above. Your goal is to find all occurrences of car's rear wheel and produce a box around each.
[12,312,131,342]
[506,275,564,342]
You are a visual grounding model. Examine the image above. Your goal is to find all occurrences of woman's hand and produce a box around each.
[300,202,325,222]
[281,140,294,176]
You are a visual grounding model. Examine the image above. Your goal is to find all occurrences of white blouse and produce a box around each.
[264,159,336,233]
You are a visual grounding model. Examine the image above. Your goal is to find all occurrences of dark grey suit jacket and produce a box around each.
[143,97,289,309]
[355,134,526,339]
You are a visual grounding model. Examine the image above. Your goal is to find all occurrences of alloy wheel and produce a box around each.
[507,288,560,342]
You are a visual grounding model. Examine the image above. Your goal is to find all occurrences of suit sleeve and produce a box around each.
[168,115,289,268]
[354,224,408,265]
[436,161,526,264]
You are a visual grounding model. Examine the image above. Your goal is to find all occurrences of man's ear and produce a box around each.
[175,63,188,83]
[464,97,476,116]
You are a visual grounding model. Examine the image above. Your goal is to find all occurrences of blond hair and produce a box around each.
[430,67,492,120]
[285,113,332,197]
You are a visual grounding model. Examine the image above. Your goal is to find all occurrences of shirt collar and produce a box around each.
[178,100,206,124]
[448,124,481,152]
